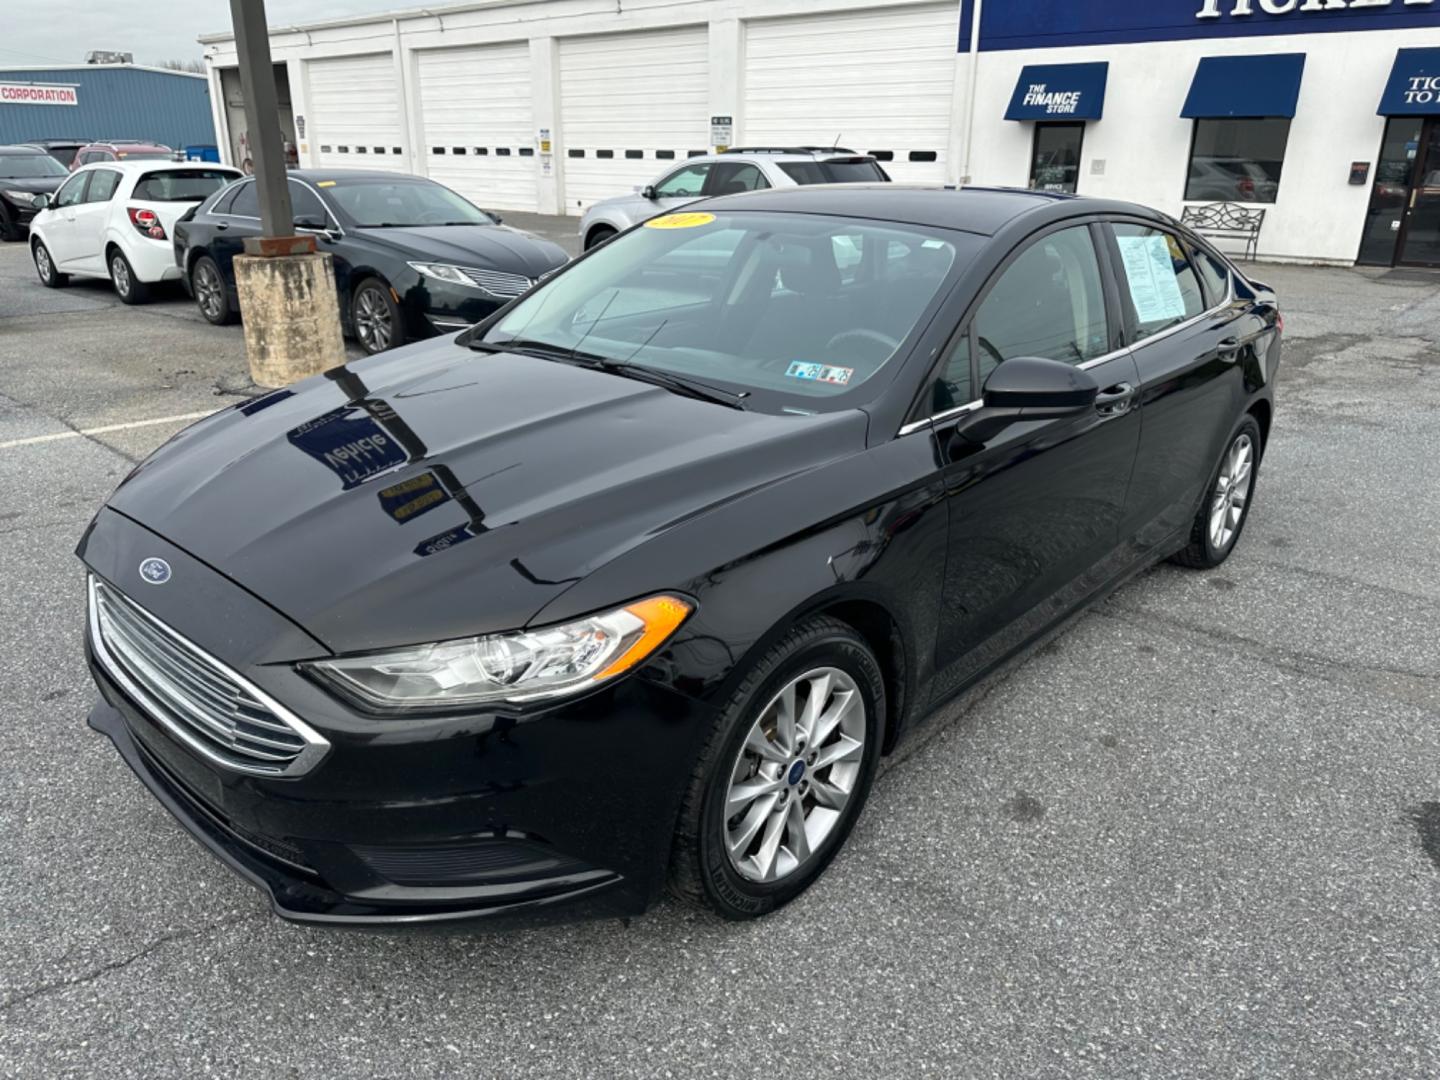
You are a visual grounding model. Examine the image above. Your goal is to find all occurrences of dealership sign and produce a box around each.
[1198,0,1434,16]
[0,82,78,106]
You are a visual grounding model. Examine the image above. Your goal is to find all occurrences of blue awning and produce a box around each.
[1005,63,1109,121]
[1181,54,1306,119]
[1379,48,1440,116]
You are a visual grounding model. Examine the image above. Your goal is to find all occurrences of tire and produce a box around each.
[351,278,406,355]
[0,204,22,242]
[190,255,235,325]
[669,615,884,919]
[1170,414,1262,569]
[584,225,617,251]
[108,248,150,305]
[32,240,67,287]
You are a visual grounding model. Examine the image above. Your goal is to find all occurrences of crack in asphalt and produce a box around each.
[0,912,267,1014]
[0,388,140,465]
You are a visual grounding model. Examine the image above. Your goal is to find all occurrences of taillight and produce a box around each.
[127,207,166,240]
[1276,312,1284,334]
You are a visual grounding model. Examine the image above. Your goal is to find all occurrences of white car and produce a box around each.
[28,161,242,303]
[577,147,890,250]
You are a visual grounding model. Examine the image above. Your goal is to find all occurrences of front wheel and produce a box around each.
[33,240,67,287]
[1170,415,1262,569]
[584,225,617,251]
[669,616,884,919]
[0,204,23,242]
[109,249,150,305]
[351,278,406,355]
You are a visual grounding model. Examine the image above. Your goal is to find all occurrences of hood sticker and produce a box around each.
[786,362,854,386]
[644,212,715,230]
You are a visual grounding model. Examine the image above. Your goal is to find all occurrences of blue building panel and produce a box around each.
[0,66,215,149]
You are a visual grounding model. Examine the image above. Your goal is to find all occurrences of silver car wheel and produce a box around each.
[110,253,131,297]
[1209,432,1254,551]
[194,261,223,319]
[354,286,392,352]
[724,666,866,884]
[35,245,52,282]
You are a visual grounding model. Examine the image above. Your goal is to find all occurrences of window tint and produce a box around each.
[1185,118,1290,205]
[653,164,710,198]
[133,169,237,202]
[84,169,122,203]
[228,181,259,217]
[54,172,89,208]
[1188,241,1231,306]
[709,162,770,195]
[289,180,327,223]
[973,226,1110,384]
[1111,224,1206,340]
[778,159,889,185]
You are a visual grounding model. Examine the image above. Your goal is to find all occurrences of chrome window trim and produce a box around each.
[88,575,330,778]
[897,261,1235,439]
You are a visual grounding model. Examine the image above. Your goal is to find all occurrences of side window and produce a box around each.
[934,333,971,414]
[1111,224,1206,340]
[289,180,327,224]
[1188,240,1232,307]
[228,181,259,217]
[54,172,89,208]
[85,169,121,203]
[709,163,770,195]
[653,164,710,198]
[972,225,1111,385]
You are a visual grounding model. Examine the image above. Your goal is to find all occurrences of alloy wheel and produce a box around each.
[195,262,223,319]
[35,245,52,282]
[111,254,130,297]
[354,286,392,352]
[724,667,866,884]
[1209,432,1254,551]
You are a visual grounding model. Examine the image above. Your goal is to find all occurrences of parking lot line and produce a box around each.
[0,409,220,451]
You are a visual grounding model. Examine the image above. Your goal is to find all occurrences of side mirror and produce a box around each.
[952,357,1098,447]
[641,185,658,200]
[31,193,50,210]
[293,214,327,231]
[487,210,503,225]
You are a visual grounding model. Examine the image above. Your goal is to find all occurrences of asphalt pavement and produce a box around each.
[1,231,1438,1079]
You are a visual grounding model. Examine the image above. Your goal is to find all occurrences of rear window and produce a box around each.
[133,169,238,202]
[779,159,889,186]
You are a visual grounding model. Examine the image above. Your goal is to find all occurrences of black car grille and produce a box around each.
[88,576,329,777]
[351,838,591,887]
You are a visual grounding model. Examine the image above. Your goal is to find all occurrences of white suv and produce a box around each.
[577,148,890,250]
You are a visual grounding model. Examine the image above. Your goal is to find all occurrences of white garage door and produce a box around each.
[307,54,408,173]
[559,27,709,214]
[744,4,959,183]
[417,43,538,212]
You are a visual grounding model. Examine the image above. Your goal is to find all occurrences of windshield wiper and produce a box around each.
[466,337,608,365]
[591,360,749,410]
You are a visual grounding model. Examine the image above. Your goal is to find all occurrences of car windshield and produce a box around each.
[0,153,68,178]
[482,210,968,409]
[324,178,496,227]
[779,159,889,185]
[133,169,238,201]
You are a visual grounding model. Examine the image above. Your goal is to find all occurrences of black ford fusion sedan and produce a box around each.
[172,169,569,353]
[80,186,1280,925]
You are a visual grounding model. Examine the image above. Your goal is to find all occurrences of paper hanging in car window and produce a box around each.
[1116,234,1188,325]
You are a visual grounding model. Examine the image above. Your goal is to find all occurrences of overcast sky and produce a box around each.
[4,1,412,68]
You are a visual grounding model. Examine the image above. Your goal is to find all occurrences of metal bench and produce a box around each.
[1180,203,1266,262]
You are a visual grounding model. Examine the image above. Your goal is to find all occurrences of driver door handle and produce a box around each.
[1094,382,1135,417]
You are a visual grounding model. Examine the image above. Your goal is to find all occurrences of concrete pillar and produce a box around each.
[709,18,743,147]
[233,252,347,388]
[531,36,561,215]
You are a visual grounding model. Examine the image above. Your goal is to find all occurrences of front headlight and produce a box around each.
[302,595,693,712]
[407,261,475,287]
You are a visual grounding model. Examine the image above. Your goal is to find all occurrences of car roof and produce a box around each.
[0,145,51,155]
[72,159,239,175]
[696,184,1170,237]
[286,168,437,183]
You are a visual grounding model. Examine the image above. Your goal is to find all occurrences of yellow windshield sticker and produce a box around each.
[644,212,715,230]
[316,180,337,188]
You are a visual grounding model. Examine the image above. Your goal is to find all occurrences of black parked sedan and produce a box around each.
[79,186,1279,925]
[0,145,69,240]
[173,170,569,353]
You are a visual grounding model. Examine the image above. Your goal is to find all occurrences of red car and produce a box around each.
[70,141,176,171]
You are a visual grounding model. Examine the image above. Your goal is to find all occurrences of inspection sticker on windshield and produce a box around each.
[316,180,337,187]
[644,212,715,229]
[786,362,854,386]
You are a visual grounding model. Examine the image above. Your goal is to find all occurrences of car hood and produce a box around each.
[357,224,569,277]
[102,339,867,654]
[0,177,65,196]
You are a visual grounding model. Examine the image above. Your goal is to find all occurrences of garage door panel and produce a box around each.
[560,27,709,213]
[744,5,957,183]
[308,54,408,173]
[417,43,538,212]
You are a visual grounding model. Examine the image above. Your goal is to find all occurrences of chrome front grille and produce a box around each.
[88,576,329,777]
[457,266,533,298]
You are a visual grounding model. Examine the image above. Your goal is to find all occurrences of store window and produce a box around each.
[1185,118,1290,204]
[1030,123,1084,194]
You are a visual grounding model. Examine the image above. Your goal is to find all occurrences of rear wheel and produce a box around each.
[351,278,406,355]
[669,616,883,919]
[33,240,67,287]
[191,255,234,325]
[584,225,617,251]
[1170,415,1262,569]
[109,248,150,305]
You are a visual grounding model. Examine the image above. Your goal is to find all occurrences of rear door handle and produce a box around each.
[1094,382,1135,416]
[1217,336,1243,362]
[215,221,229,231]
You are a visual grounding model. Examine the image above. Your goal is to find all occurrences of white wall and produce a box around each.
[964,27,1439,264]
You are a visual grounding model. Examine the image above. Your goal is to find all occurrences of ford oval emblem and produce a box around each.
[138,557,172,585]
